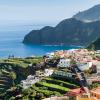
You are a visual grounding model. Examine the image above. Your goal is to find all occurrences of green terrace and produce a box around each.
[0,57,43,68]
[25,76,80,98]
[31,85,62,97]
[90,83,100,89]
[0,57,80,99]
[36,82,70,93]
[0,57,43,94]
[44,77,79,88]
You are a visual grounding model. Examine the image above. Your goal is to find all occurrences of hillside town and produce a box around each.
[19,49,100,100]
[0,49,100,100]
[0,0,100,100]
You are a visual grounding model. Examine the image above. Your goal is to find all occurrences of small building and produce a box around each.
[46,52,54,59]
[97,66,100,74]
[52,71,73,78]
[36,71,44,77]
[57,59,71,68]
[21,75,40,89]
[44,69,54,76]
[91,87,100,100]
[87,75,100,85]
[79,62,93,71]
[68,87,100,100]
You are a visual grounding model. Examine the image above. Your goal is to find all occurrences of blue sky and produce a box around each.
[0,0,100,24]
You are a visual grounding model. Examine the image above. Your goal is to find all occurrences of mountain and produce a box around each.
[73,4,100,22]
[88,38,100,50]
[23,18,100,46]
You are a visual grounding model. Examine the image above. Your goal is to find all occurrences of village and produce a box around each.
[19,49,100,100]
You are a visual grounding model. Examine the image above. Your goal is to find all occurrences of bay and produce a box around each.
[0,24,81,58]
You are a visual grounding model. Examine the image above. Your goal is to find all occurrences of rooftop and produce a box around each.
[91,87,100,94]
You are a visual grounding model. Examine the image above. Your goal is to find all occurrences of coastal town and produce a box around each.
[0,0,100,100]
[0,48,98,100]
[44,49,100,100]
[0,48,100,100]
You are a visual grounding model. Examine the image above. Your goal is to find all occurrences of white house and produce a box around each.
[44,69,54,76]
[79,62,93,71]
[46,52,54,58]
[97,66,100,74]
[21,75,40,89]
[57,59,71,68]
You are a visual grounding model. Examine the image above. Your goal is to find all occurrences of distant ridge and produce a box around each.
[73,4,100,22]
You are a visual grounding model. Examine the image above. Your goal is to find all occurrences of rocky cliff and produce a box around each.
[23,18,100,46]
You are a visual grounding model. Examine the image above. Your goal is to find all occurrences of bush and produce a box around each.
[53,91,62,97]
[9,96,15,100]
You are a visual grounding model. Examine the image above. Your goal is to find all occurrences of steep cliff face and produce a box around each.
[23,26,55,44]
[73,4,100,22]
[23,18,100,46]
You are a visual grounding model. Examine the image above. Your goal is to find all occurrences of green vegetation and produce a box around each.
[9,71,17,87]
[87,38,100,50]
[44,77,79,87]
[3,76,73,99]
[36,81,70,91]
[0,56,97,100]
[27,76,78,99]
[0,57,43,95]
[3,75,78,99]
[31,85,62,97]
[0,57,43,68]
[90,83,100,89]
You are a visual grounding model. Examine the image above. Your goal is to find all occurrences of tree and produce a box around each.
[35,93,43,100]
[70,58,77,66]
[91,44,95,51]
[9,71,17,87]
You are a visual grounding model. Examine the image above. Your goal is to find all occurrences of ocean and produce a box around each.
[0,24,81,58]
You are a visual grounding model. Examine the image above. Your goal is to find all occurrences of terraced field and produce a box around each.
[0,57,43,95]
[0,57,80,99]
[31,77,79,97]
[0,66,13,94]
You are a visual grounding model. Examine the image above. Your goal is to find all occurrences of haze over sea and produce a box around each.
[0,23,81,58]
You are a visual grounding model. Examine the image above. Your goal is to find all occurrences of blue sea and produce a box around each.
[0,24,81,58]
